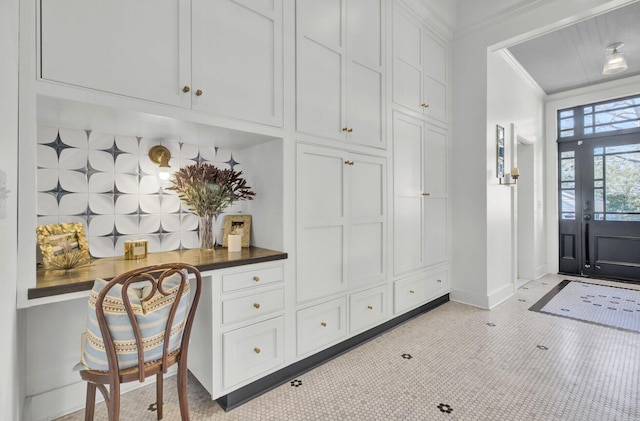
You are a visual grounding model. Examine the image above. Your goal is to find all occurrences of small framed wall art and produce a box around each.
[36,222,91,269]
[222,215,252,248]
[496,124,505,179]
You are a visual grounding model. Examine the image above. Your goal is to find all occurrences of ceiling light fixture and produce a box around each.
[602,42,628,75]
[148,145,172,180]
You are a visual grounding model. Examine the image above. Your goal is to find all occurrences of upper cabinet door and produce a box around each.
[40,0,191,108]
[391,3,423,114]
[391,1,448,124]
[297,0,385,149]
[191,0,283,127]
[296,0,346,141]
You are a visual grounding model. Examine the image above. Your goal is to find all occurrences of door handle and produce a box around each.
[583,214,591,221]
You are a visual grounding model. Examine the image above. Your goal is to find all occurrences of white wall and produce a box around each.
[451,0,636,308]
[0,0,21,419]
[486,51,544,306]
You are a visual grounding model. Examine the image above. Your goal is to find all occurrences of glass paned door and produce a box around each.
[559,133,640,281]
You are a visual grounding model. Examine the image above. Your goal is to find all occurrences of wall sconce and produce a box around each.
[148,145,172,180]
[500,167,519,185]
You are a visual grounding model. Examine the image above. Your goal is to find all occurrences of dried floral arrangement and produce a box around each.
[166,163,256,217]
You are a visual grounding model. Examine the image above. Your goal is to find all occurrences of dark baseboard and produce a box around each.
[216,293,449,411]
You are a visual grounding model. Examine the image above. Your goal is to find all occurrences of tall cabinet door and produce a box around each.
[393,112,449,275]
[296,0,345,140]
[393,112,425,274]
[296,144,348,303]
[345,0,385,148]
[348,154,386,288]
[40,0,190,108]
[192,0,283,126]
[391,2,423,114]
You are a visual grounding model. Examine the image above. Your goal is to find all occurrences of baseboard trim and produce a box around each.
[216,294,449,411]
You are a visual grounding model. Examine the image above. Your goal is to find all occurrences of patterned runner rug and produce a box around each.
[529,280,640,333]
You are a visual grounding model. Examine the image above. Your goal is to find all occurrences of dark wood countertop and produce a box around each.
[30,247,288,300]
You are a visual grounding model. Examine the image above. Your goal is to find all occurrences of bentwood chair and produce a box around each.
[78,263,202,421]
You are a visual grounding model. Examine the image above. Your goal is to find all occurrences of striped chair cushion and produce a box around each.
[77,271,190,371]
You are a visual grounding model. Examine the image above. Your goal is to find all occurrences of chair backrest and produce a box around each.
[93,263,202,382]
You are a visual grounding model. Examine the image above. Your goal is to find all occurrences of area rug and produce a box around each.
[529,280,640,333]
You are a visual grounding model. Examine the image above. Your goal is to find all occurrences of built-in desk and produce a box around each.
[30,247,287,299]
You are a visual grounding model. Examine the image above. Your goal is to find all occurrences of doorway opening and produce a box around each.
[557,94,640,282]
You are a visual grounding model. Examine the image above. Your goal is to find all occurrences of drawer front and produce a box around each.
[296,297,347,356]
[222,317,284,389]
[394,275,429,314]
[222,265,283,293]
[349,285,387,333]
[222,288,284,325]
[425,268,449,299]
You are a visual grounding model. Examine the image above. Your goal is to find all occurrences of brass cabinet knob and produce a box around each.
[409,290,415,294]
[253,276,260,282]
[342,128,353,133]
[342,127,349,132]
[195,89,203,96]
[367,305,373,310]
[254,347,261,354]
[182,85,191,93]
[437,279,442,283]
[421,103,429,108]
[347,128,353,133]
[321,322,327,327]
[422,192,430,196]
[254,303,261,309]
[344,160,354,166]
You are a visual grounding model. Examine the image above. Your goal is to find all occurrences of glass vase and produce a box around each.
[199,214,216,249]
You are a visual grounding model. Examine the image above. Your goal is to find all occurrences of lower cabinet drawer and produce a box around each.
[222,288,284,325]
[394,268,450,314]
[221,265,283,293]
[349,285,387,333]
[296,297,347,356]
[222,316,284,389]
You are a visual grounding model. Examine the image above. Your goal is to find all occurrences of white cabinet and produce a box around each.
[40,0,190,108]
[296,297,347,356]
[296,0,385,148]
[192,0,283,126]
[394,266,449,314]
[296,144,386,303]
[391,1,447,124]
[349,285,387,334]
[393,111,448,276]
[189,262,286,397]
[39,0,283,126]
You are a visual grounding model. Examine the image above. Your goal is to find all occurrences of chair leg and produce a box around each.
[177,361,190,421]
[107,382,121,421]
[156,372,164,420]
[84,383,96,421]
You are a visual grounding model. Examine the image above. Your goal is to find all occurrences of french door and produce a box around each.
[558,133,640,281]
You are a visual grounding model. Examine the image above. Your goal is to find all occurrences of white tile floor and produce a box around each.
[57,274,640,420]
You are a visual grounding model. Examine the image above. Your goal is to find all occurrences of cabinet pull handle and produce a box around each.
[195,89,203,96]
[421,103,429,108]
[367,305,373,310]
[347,128,353,133]
[437,279,442,283]
[344,160,354,166]
[254,347,261,354]
[320,322,327,327]
[422,192,430,196]
[342,127,349,132]
[253,276,260,282]
[182,85,191,93]
[409,290,415,294]
[254,303,261,309]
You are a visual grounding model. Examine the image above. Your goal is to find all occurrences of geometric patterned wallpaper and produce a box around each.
[36,125,243,258]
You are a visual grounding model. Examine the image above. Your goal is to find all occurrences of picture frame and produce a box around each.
[36,222,91,269]
[496,124,505,179]
[222,215,252,248]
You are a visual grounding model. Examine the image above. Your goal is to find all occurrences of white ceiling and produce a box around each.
[506,1,640,94]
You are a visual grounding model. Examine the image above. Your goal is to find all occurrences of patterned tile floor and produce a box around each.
[57,274,640,420]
